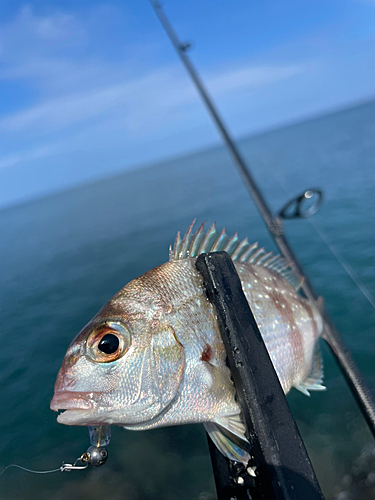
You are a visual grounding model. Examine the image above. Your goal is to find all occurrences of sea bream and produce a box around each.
[50,221,325,464]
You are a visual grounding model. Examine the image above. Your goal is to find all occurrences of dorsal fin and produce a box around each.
[170,221,303,290]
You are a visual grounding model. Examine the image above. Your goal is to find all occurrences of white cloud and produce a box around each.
[0,62,303,133]
[0,4,84,49]
[0,145,58,171]
[0,4,305,139]
[0,3,306,174]
[208,65,302,95]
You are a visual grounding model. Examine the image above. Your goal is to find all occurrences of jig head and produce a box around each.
[0,425,111,475]
[61,425,111,471]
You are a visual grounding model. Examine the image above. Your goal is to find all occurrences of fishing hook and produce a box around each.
[60,454,90,472]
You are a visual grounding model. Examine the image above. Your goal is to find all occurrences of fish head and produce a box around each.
[50,273,185,426]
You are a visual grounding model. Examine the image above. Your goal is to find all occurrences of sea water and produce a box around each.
[0,100,375,500]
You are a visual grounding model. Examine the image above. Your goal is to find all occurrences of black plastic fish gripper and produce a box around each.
[196,251,325,500]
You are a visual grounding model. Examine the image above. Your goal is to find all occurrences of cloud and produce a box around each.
[0,61,303,134]
[0,145,58,171]
[0,4,84,50]
[0,4,305,137]
[0,4,127,94]
[208,65,301,95]
[0,4,307,173]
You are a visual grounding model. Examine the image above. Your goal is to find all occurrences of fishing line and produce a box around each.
[0,458,90,476]
[258,156,375,313]
[0,456,92,475]
[308,217,375,311]
[0,464,64,475]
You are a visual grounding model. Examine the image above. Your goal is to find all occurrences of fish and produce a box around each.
[50,221,325,465]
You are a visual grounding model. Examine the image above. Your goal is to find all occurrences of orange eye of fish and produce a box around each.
[86,322,131,363]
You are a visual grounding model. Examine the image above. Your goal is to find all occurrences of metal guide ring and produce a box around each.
[279,189,323,219]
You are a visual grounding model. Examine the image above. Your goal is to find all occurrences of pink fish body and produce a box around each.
[51,222,324,464]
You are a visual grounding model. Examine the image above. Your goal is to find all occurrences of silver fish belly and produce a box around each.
[51,222,325,465]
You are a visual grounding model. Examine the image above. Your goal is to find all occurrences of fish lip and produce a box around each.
[50,391,94,412]
[56,409,98,425]
[50,391,109,426]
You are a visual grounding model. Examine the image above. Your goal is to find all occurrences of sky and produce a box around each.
[0,0,375,209]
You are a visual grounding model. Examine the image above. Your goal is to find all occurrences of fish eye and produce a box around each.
[86,322,131,363]
[98,334,119,354]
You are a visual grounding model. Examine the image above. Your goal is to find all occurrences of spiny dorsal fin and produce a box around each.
[170,221,303,290]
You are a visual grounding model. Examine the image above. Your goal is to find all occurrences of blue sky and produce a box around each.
[0,0,375,208]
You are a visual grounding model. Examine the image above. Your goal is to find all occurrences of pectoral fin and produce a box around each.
[204,413,251,465]
[151,324,185,407]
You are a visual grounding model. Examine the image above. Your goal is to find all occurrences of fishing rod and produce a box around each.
[149,0,375,438]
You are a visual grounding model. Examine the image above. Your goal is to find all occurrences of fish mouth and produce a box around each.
[50,391,94,411]
[50,391,99,425]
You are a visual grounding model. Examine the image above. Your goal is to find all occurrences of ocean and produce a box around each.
[0,99,375,500]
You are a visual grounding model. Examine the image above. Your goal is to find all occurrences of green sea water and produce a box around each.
[0,99,375,500]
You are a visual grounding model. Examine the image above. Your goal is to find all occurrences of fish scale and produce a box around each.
[51,221,325,465]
